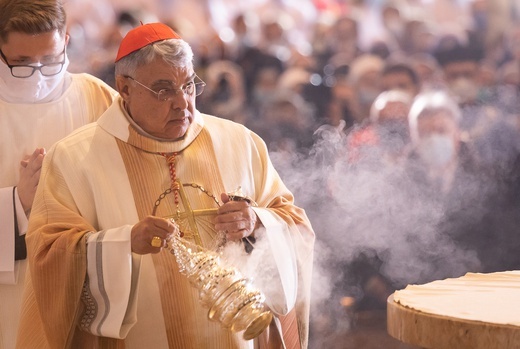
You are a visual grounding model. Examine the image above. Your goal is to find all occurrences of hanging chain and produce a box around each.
[153,182,221,216]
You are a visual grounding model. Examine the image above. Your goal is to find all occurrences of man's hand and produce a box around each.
[18,148,46,215]
[131,216,177,254]
[214,193,258,242]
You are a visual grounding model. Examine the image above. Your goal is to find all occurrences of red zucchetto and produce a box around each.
[115,22,182,62]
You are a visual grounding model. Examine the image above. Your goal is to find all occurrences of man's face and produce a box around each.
[0,30,66,67]
[442,60,479,83]
[443,61,480,104]
[382,72,418,97]
[417,112,459,145]
[415,111,460,167]
[118,57,197,140]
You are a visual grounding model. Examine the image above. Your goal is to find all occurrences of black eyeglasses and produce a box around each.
[0,46,66,78]
[126,75,206,101]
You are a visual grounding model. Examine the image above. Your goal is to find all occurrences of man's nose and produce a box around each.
[170,90,189,110]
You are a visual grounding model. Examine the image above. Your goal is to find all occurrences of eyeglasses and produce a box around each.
[0,46,66,78]
[126,75,206,101]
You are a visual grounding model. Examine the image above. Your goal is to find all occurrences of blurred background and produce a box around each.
[63,0,520,347]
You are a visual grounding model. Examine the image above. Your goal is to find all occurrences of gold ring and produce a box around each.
[151,236,163,248]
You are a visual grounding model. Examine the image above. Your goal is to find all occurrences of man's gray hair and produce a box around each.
[115,39,193,77]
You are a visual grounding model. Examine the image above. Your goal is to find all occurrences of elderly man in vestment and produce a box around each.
[0,0,116,347]
[16,22,315,349]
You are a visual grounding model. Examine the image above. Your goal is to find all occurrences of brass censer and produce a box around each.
[155,182,273,339]
[166,231,273,340]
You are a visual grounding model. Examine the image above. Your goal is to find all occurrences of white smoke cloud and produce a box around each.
[270,126,489,307]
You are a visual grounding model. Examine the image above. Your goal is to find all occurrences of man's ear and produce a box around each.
[116,75,130,99]
[65,33,70,46]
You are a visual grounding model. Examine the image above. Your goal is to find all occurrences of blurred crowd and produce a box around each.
[62,0,520,345]
[62,0,520,151]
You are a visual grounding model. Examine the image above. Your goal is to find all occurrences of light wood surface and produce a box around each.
[387,294,520,349]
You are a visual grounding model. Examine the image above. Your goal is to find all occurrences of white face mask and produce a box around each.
[417,133,455,168]
[0,54,69,103]
[449,77,479,105]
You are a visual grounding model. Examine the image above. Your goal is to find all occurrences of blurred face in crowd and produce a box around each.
[442,60,480,104]
[416,111,460,168]
[356,70,382,106]
[262,21,284,42]
[403,20,432,52]
[330,16,358,56]
[373,95,412,151]
[410,55,440,87]
[378,101,410,124]
[477,62,496,88]
[443,60,479,82]
[265,99,300,128]
[117,57,197,140]
[382,71,419,97]
[335,17,357,41]
[382,6,403,37]
[233,14,247,37]
[252,66,279,103]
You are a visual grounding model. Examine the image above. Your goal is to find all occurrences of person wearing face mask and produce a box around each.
[433,41,503,140]
[0,1,117,347]
[434,42,484,107]
[435,41,520,180]
[348,54,384,123]
[407,90,520,275]
[407,91,468,194]
[405,90,500,275]
[402,91,489,278]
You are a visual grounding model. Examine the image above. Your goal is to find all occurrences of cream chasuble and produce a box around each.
[0,73,116,349]
[17,97,315,349]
